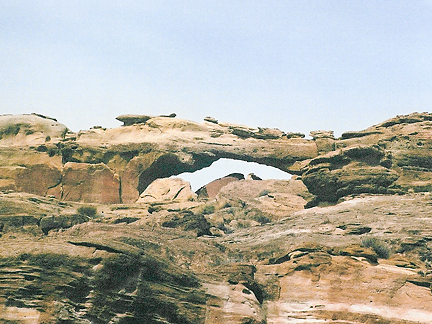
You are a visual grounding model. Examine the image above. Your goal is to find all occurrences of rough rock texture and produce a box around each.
[137,177,197,202]
[0,113,69,145]
[196,173,244,199]
[2,189,432,323]
[1,111,432,323]
[1,112,432,204]
[0,114,317,203]
[116,113,176,126]
[302,145,400,203]
[62,162,120,204]
[213,177,314,224]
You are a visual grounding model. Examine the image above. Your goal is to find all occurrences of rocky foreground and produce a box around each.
[0,112,432,323]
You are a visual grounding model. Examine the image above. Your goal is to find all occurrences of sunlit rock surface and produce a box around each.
[0,112,432,323]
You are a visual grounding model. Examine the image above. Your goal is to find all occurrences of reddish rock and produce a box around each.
[302,145,400,203]
[15,164,62,198]
[196,173,244,199]
[62,162,120,203]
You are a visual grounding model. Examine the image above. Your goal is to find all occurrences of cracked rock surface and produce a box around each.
[1,112,432,323]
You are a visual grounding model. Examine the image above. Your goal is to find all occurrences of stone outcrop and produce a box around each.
[116,113,177,126]
[211,177,314,225]
[301,112,432,203]
[2,189,432,323]
[0,113,317,203]
[0,113,69,145]
[40,213,90,235]
[137,177,197,202]
[301,145,400,203]
[0,109,428,323]
[0,112,431,205]
[196,173,244,199]
[62,162,120,204]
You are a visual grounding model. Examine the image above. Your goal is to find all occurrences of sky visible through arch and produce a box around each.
[173,159,292,191]
[1,1,432,186]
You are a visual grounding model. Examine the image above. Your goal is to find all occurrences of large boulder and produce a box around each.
[196,173,244,199]
[116,113,177,126]
[116,114,152,126]
[40,214,90,235]
[137,177,197,202]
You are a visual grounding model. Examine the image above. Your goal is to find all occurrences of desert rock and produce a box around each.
[137,177,197,202]
[2,112,431,204]
[196,173,244,199]
[62,162,121,203]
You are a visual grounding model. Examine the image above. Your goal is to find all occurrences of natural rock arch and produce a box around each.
[1,112,432,204]
[137,153,216,194]
[172,158,292,191]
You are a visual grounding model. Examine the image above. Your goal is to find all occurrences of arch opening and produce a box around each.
[172,158,292,191]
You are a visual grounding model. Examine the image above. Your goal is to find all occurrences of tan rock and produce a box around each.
[0,113,68,146]
[302,145,400,202]
[2,111,432,208]
[137,177,197,202]
[115,114,152,126]
[215,178,314,222]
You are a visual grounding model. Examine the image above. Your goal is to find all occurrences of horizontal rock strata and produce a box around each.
[0,112,431,205]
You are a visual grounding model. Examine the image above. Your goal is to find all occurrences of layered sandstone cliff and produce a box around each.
[1,112,432,324]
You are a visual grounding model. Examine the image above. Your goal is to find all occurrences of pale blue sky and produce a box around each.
[1,1,432,188]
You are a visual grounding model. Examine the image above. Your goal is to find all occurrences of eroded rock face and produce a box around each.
[0,111,430,323]
[301,145,400,203]
[62,162,120,204]
[215,178,314,223]
[0,114,317,203]
[298,113,432,203]
[0,113,68,145]
[0,112,432,204]
[2,191,432,323]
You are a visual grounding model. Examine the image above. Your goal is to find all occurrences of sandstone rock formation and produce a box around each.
[0,113,69,145]
[196,173,244,199]
[62,162,121,204]
[0,111,431,323]
[137,177,197,202]
[214,177,314,224]
[1,112,431,205]
[0,113,317,203]
[2,189,432,323]
[301,145,400,203]
[116,113,177,126]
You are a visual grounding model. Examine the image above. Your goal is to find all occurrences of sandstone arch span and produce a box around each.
[1,112,432,204]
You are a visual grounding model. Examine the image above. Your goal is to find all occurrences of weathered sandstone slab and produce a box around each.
[62,162,120,203]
